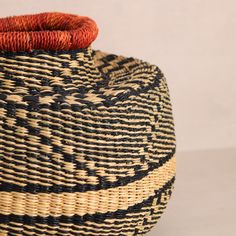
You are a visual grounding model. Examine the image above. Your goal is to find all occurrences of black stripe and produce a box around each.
[0,148,175,193]
[0,48,90,58]
[0,177,175,226]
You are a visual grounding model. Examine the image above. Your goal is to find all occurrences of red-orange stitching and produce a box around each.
[0,12,98,52]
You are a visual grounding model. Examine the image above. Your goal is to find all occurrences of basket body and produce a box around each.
[0,13,176,236]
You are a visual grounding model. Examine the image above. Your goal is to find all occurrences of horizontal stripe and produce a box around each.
[15,55,62,66]
[0,156,175,217]
[0,62,102,86]
[0,177,174,226]
[0,149,175,193]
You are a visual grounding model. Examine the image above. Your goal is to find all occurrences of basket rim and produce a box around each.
[0,12,98,52]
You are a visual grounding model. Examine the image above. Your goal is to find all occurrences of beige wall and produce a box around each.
[1,0,235,152]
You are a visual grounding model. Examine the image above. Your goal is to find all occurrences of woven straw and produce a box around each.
[0,12,176,236]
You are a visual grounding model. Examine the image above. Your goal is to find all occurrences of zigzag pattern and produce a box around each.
[0,47,176,235]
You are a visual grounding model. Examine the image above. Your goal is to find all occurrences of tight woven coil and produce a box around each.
[0,12,176,236]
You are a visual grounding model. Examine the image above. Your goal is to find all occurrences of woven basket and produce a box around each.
[0,12,176,236]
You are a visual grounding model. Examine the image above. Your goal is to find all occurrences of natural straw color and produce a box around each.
[0,157,175,217]
[0,12,176,236]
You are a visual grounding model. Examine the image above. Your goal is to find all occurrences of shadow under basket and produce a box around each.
[0,12,176,236]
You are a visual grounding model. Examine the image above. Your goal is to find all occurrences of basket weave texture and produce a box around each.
[0,12,176,236]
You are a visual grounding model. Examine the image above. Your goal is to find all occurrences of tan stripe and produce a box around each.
[0,67,100,87]
[15,55,61,66]
[0,156,175,217]
[0,61,52,74]
[0,56,98,72]
[0,57,62,70]
[2,67,64,84]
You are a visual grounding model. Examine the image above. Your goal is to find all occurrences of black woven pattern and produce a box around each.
[0,47,176,235]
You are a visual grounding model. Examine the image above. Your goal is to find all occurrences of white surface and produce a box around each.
[0,0,235,152]
[149,148,236,236]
